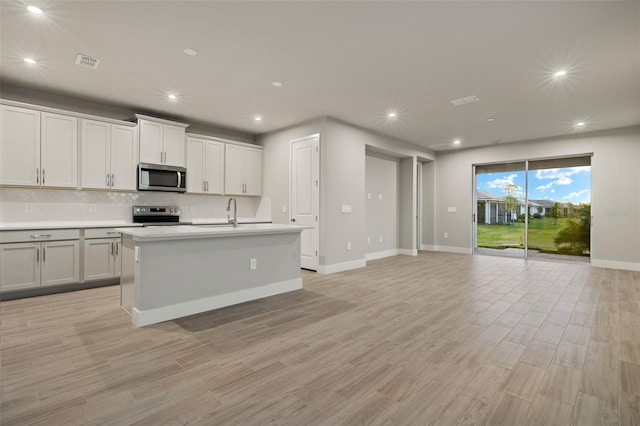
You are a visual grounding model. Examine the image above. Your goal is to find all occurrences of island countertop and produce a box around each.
[116,223,306,241]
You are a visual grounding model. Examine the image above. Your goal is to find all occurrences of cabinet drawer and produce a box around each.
[0,229,80,244]
[84,228,121,239]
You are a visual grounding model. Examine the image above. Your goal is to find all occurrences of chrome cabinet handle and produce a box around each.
[115,241,119,255]
[36,247,39,263]
[106,173,110,187]
[42,168,45,185]
[31,234,52,239]
[111,241,114,255]
[111,173,115,187]
[177,171,182,189]
[106,231,119,235]
[43,247,46,262]
[205,181,209,192]
[36,168,40,184]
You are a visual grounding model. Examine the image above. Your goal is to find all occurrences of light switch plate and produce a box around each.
[281,205,287,213]
[448,207,457,213]
[367,193,371,200]
[378,193,383,200]
[341,204,352,213]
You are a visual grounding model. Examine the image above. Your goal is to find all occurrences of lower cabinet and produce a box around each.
[84,237,121,281]
[0,231,80,292]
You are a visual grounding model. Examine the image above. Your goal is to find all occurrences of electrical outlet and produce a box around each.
[347,241,351,250]
[379,235,383,243]
[444,232,449,239]
[367,237,371,244]
[25,203,33,213]
[282,205,287,213]
[250,258,257,270]
[378,193,383,200]
[90,204,97,212]
[367,193,371,200]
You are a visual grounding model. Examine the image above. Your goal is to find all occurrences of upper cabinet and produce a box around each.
[81,119,137,190]
[225,144,262,196]
[186,136,224,195]
[137,115,188,167]
[1,105,77,188]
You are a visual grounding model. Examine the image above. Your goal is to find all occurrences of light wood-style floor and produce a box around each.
[2,252,640,425]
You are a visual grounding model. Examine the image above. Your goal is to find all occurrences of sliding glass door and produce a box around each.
[475,155,591,262]
[526,157,591,262]
[475,161,526,259]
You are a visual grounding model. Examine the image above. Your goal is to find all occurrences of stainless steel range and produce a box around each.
[132,205,189,226]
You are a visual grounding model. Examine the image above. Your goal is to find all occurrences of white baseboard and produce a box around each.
[434,245,473,255]
[421,244,436,251]
[365,249,399,261]
[591,258,640,272]
[132,278,303,327]
[317,259,366,274]
[398,249,418,256]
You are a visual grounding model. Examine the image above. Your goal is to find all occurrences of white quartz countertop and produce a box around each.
[0,221,143,231]
[116,223,306,241]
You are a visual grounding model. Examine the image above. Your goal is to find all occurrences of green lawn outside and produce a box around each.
[477,217,585,252]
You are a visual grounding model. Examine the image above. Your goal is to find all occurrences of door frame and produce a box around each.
[290,133,320,271]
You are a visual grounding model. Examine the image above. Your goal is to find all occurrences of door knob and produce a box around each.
[291,218,296,222]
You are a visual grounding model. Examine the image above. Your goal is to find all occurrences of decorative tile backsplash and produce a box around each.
[0,188,269,223]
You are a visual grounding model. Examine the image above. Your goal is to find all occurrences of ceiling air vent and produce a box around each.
[75,54,100,70]
[450,95,479,106]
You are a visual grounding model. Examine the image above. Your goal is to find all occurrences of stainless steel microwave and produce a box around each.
[138,163,186,192]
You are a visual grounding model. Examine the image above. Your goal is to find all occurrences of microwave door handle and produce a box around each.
[177,171,182,189]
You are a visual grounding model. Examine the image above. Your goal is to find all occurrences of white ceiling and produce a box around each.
[1,1,639,151]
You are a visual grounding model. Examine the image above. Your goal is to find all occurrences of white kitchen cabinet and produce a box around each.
[84,238,121,281]
[0,106,78,188]
[137,116,188,167]
[82,119,137,190]
[0,230,80,292]
[186,136,224,194]
[224,144,262,196]
[0,105,40,186]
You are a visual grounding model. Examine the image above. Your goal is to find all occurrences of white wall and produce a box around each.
[433,126,640,270]
[365,154,398,258]
[259,116,434,272]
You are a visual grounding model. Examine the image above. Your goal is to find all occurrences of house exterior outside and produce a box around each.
[477,190,582,224]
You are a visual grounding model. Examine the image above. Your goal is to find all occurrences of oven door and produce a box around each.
[138,163,186,192]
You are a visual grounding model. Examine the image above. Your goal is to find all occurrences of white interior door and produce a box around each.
[291,134,319,271]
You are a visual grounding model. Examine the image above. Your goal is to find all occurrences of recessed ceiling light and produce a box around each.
[271,82,283,87]
[23,57,36,64]
[27,5,43,14]
[453,139,461,145]
[553,70,567,78]
[183,48,198,56]
[168,94,177,100]
[254,116,262,121]
[387,112,397,118]
[576,122,585,127]
[486,117,496,122]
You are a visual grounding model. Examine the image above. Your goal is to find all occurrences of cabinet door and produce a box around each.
[41,112,78,188]
[113,239,121,278]
[205,141,224,194]
[110,125,137,190]
[0,106,40,186]
[244,148,262,196]
[224,144,245,195]
[41,240,80,287]
[83,239,115,281]
[139,120,163,165]
[0,243,40,291]
[81,119,110,189]
[163,124,185,167]
[186,137,205,194]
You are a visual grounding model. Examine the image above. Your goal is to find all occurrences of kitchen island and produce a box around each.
[116,224,304,327]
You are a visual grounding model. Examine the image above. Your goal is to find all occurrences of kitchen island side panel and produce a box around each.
[136,232,301,311]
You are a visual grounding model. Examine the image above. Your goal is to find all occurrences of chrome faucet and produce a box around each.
[226,197,238,226]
